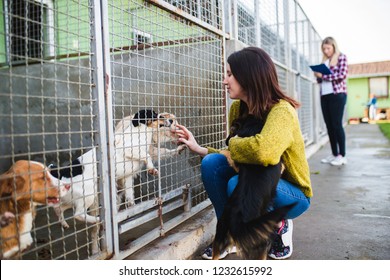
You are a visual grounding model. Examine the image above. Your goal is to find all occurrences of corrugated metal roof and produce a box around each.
[349,61,390,77]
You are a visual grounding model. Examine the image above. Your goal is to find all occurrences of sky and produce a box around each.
[297,0,390,64]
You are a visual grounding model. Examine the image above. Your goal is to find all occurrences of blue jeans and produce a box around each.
[201,153,310,219]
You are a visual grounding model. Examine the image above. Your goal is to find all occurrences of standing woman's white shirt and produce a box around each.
[321,59,333,95]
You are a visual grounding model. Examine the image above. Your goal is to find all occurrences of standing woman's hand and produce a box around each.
[172,124,208,156]
[314,71,323,83]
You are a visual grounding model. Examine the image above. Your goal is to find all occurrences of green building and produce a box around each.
[347,61,390,121]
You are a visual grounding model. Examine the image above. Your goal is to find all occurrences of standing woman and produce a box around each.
[173,47,312,260]
[314,37,348,166]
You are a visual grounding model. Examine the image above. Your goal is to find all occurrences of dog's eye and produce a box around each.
[159,124,165,127]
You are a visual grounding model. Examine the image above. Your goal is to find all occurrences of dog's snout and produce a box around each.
[163,119,174,127]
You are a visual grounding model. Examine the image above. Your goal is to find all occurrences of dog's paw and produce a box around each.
[177,144,187,154]
[91,246,100,255]
[90,227,100,255]
[95,217,104,231]
[280,162,285,174]
[220,150,239,173]
[0,211,15,227]
[125,197,135,208]
[61,221,70,229]
[148,168,159,176]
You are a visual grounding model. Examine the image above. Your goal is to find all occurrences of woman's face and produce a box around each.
[223,63,247,102]
[322,43,335,59]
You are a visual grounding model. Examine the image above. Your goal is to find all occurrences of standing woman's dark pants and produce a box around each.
[320,93,347,157]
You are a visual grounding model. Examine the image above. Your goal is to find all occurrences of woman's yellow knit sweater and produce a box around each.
[207,100,313,198]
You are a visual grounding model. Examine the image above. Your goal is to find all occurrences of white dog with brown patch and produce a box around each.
[47,109,185,254]
[0,160,70,259]
[114,109,186,207]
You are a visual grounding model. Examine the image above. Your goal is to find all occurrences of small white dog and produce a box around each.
[49,148,101,254]
[48,110,185,253]
[114,109,186,207]
[50,148,100,228]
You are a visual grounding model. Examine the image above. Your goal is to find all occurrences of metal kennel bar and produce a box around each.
[90,0,115,257]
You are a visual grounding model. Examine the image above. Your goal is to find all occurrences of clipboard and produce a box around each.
[309,64,332,75]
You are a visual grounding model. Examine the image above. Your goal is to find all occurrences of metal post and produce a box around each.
[231,0,238,40]
[255,0,261,47]
[90,0,114,256]
[182,184,192,212]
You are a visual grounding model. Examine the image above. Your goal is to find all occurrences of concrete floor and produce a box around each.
[291,123,390,260]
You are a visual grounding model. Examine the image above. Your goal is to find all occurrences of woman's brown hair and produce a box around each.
[227,47,300,120]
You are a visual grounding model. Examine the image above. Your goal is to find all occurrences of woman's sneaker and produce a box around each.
[330,155,347,166]
[321,155,336,164]
[268,219,293,260]
[201,244,237,260]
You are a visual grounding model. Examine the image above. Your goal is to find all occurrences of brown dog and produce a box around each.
[0,160,70,259]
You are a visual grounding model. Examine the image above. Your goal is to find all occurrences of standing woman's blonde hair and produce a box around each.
[321,37,340,66]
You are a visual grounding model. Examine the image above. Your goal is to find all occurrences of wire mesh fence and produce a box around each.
[1,0,324,260]
[107,0,225,259]
[0,0,104,260]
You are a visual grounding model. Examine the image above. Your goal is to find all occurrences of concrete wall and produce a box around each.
[0,43,225,173]
[0,59,95,172]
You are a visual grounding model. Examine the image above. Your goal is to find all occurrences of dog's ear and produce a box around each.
[250,203,297,231]
[132,109,158,127]
[132,110,143,127]
[147,110,158,120]
[48,163,60,179]
[0,176,13,197]
[49,159,83,179]
[0,170,25,198]
[226,119,241,146]
[145,110,158,126]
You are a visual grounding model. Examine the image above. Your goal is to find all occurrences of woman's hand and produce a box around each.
[171,124,208,156]
[314,72,323,78]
